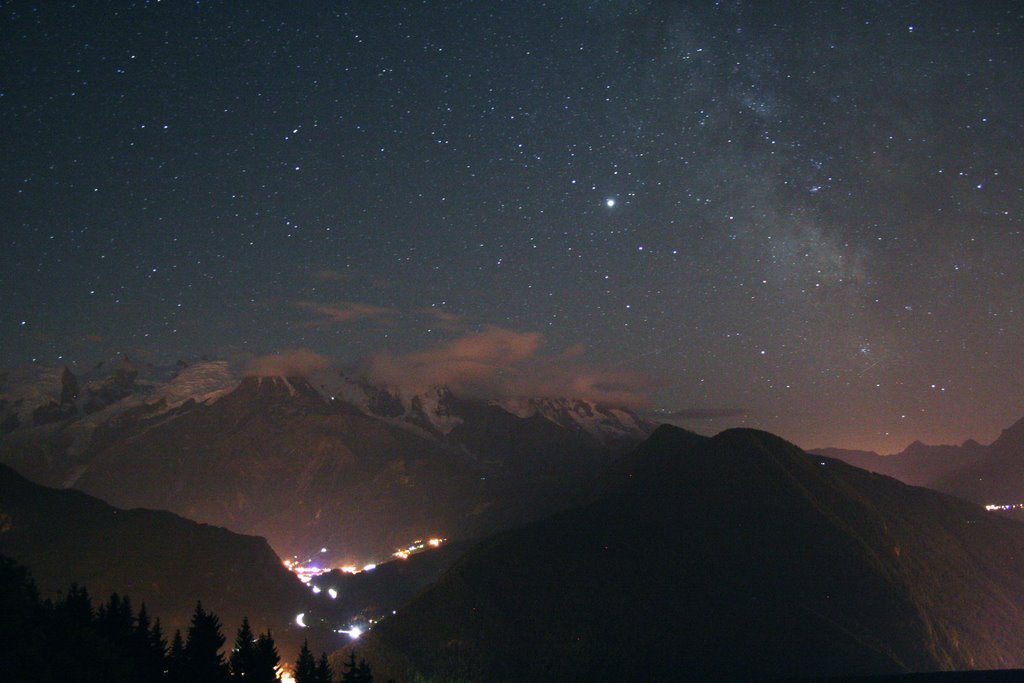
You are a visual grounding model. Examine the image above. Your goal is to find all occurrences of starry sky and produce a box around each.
[2,1,1023,452]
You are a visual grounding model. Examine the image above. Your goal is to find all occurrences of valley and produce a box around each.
[5,360,1024,680]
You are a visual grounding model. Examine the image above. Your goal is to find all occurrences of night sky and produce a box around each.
[2,1,1022,452]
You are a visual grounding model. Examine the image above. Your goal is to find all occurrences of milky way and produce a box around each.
[2,1,1022,451]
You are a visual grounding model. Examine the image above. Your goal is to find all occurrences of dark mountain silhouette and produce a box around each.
[932,416,1024,507]
[812,439,987,488]
[814,415,1024,513]
[0,462,315,659]
[345,426,1024,681]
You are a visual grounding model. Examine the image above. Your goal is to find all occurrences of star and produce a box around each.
[605,198,616,208]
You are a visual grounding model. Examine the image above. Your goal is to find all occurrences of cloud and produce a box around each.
[508,367,652,408]
[246,349,332,377]
[368,327,542,389]
[366,327,651,407]
[558,343,586,360]
[416,307,466,330]
[644,407,748,420]
[293,300,398,325]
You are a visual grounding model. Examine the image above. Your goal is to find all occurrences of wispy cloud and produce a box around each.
[368,326,542,389]
[293,300,398,325]
[416,306,466,330]
[366,326,651,407]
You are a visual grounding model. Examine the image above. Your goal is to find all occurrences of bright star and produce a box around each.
[606,198,616,208]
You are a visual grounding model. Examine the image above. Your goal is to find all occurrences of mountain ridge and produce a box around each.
[0,461,319,660]
[1,359,654,563]
[342,425,1024,681]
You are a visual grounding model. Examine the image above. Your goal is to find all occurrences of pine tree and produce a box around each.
[133,603,166,681]
[229,616,256,679]
[58,583,93,627]
[340,651,373,683]
[253,629,281,683]
[149,618,168,680]
[184,601,229,683]
[97,592,135,648]
[355,658,373,683]
[167,629,187,683]
[294,639,317,683]
[314,651,334,683]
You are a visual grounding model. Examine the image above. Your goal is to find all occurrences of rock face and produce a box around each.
[0,361,654,564]
[346,426,1024,681]
[0,462,315,659]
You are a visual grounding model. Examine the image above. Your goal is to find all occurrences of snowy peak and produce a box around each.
[0,359,238,437]
[338,381,655,447]
[323,381,465,437]
[2,359,653,448]
[222,375,350,416]
[497,396,654,445]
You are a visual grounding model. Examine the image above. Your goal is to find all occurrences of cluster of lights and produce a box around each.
[985,503,1024,511]
[290,536,448,635]
[284,549,330,584]
[294,613,364,640]
[393,537,445,560]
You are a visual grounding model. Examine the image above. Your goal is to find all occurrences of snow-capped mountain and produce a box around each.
[1,358,656,563]
[322,379,653,447]
[497,396,651,445]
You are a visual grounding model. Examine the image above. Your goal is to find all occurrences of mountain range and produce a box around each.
[0,358,654,564]
[9,357,1024,678]
[343,425,1024,681]
[814,415,1024,513]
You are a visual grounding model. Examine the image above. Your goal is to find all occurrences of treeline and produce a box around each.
[0,555,378,683]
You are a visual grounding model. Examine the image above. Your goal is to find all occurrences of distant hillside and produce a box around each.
[0,462,316,660]
[345,426,1024,681]
[814,415,1024,513]
[933,417,1024,507]
[810,440,986,488]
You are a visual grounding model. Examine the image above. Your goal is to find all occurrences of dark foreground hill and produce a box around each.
[342,426,1024,681]
[0,462,317,660]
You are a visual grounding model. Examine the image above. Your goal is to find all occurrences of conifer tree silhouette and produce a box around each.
[184,601,229,682]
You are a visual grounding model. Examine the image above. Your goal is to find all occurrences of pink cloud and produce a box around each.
[293,300,398,325]
[368,327,541,389]
[367,327,651,407]
[416,307,466,330]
